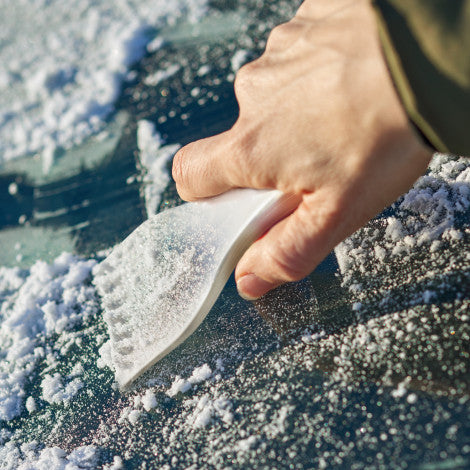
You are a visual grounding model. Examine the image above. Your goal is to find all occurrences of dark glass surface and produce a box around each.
[0,1,468,468]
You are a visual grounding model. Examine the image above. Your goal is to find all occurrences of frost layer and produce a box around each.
[336,153,470,283]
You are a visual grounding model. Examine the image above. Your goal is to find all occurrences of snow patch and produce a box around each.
[144,64,181,86]
[167,363,213,397]
[0,442,99,470]
[141,389,158,411]
[230,49,251,72]
[188,395,233,428]
[0,0,207,165]
[0,253,97,421]
[41,373,83,405]
[136,119,180,216]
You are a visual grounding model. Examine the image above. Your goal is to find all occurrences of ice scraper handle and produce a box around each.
[197,188,302,278]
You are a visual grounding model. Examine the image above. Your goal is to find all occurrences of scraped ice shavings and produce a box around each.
[141,389,158,411]
[188,395,233,428]
[327,153,470,396]
[230,50,251,72]
[335,153,470,300]
[165,364,233,429]
[40,373,83,405]
[93,216,213,386]
[114,361,229,431]
[144,64,181,86]
[136,119,180,216]
[104,456,125,470]
[0,253,97,421]
[0,442,100,470]
[0,0,207,165]
[167,363,213,396]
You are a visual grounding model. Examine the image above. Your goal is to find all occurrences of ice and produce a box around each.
[141,389,158,411]
[391,377,411,399]
[335,153,470,287]
[136,119,180,216]
[0,253,97,421]
[0,442,99,470]
[40,373,84,405]
[187,395,233,428]
[1,1,467,462]
[7,182,18,196]
[144,64,181,86]
[230,49,251,72]
[191,396,214,428]
[237,435,259,452]
[0,0,208,166]
[147,37,165,53]
[25,397,36,414]
[197,64,211,76]
[104,456,125,470]
[128,409,142,425]
[167,363,213,396]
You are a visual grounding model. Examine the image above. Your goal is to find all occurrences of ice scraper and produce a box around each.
[93,189,297,388]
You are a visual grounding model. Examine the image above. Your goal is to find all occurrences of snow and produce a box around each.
[0,0,207,166]
[25,397,36,414]
[197,64,211,76]
[301,330,325,344]
[40,373,84,405]
[391,377,411,399]
[104,456,125,470]
[230,49,251,72]
[1,0,468,464]
[335,153,470,295]
[0,253,97,421]
[167,363,213,397]
[237,435,259,452]
[7,182,18,195]
[0,442,99,470]
[136,119,180,216]
[141,389,158,411]
[144,64,181,86]
[189,395,233,428]
[128,409,142,425]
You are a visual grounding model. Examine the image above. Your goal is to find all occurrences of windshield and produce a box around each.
[0,1,468,469]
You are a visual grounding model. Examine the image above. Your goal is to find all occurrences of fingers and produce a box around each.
[172,131,238,201]
[235,192,344,300]
[172,121,279,201]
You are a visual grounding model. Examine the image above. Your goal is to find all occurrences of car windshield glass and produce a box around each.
[0,1,469,468]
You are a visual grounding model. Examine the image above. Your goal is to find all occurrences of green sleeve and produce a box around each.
[372,0,470,156]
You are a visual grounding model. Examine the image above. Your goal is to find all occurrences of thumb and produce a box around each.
[235,193,342,300]
[172,130,246,201]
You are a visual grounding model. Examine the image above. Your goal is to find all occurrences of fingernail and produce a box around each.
[236,273,273,300]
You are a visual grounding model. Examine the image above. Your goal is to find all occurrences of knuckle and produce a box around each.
[233,60,260,99]
[230,123,272,188]
[265,20,301,52]
[265,22,288,51]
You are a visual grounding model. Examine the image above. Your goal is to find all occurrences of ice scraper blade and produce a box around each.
[93,189,297,388]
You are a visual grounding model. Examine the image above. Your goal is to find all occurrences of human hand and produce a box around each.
[172,0,432,300]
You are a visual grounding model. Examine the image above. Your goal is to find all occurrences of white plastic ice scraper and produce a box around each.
[94,189,296,388]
